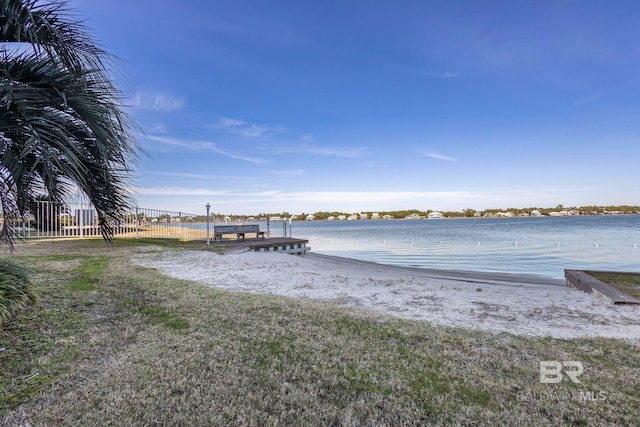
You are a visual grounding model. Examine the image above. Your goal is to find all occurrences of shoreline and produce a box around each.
[305,252,566,286]
[135,249,640,345]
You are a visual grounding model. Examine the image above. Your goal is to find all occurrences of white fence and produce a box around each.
[9,201,292,241]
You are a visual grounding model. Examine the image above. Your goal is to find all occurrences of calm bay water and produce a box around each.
[290,215,640,279]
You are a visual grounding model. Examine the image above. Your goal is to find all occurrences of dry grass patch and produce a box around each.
[1,239,639,426]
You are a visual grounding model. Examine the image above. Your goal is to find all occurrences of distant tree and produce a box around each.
[0,0,139,249]
[157,214,171,222]
[462,208,477,218]
[442,211,462,218]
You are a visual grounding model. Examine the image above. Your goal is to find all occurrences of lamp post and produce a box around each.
[206,203,211,246]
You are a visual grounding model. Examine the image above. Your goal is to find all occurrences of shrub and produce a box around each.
[0,261,36,324]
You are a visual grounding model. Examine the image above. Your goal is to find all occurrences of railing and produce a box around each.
[7,202,291,241]
[11,200,104,239]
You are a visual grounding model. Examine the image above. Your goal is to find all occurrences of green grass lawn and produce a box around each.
[587,271,640,300]
[1,239,639,426]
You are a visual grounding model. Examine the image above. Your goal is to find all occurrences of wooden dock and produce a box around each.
[565,269,640,305]
[213,237,310,255]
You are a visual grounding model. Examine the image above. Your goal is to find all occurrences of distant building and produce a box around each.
[306,214,315,221]
[428,211,444,219]
[327,216,335,221]
[530,210,541,216]
[337,215,346,220]
[371,212,380,219]
[360,213,368,220]
[405,213,421,219]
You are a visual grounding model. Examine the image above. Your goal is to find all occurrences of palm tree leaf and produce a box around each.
[1,1,140,248]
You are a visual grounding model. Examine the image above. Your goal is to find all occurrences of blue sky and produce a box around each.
[70,0,640,215]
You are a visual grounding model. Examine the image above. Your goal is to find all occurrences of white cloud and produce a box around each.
[416,148,457,162]
[135,187,232,196]
[133,186,638,215]
[279,144,366,158]
[571,92,606,109]
[146,171,257,180]
[145,123,169,134]
[269,169,305,176]
[422,72,460,78]
[213,116,246,128]
[383,62,460,79]
[283,191,473,204]
[239,124,269,138]
[136,187,282,197]
[211,116,286,138]
[131,92,185,111]
[144,134,266,164]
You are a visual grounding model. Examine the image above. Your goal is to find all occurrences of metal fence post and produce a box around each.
[79,197,84,239]
[206,203,211,246]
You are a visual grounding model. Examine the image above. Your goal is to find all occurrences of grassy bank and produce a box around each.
[588,271,640,300]
[1,239,638,426]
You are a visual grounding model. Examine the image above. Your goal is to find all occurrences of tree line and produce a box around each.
[267,205,640,221]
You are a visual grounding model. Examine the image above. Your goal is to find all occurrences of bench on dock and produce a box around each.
[214,224,265,241]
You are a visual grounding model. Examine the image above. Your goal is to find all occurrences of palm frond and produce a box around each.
[0,1,140,248]
[0,259,35,324]
[0,0,112,76]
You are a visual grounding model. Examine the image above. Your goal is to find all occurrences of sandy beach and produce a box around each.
[135,249,640,345]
